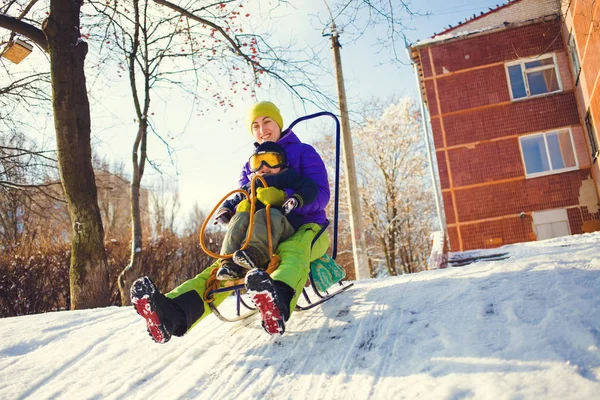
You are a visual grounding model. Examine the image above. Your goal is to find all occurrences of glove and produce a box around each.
[256,187,286,207]
[214,208,233,225]
[282,197,299,215]
[236,199,251,213]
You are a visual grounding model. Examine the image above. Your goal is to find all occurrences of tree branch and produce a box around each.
[153,0,260,75]
[0,14,47,51]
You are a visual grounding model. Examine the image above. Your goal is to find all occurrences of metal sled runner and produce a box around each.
[200,111,353,322]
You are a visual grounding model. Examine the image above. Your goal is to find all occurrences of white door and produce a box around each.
[532,209,571,241]
[535,221,570,240]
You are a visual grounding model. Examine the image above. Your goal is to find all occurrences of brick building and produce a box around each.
[409,0,600,251]
[561,1,600,199]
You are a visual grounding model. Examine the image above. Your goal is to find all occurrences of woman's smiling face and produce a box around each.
[251,116,282,143]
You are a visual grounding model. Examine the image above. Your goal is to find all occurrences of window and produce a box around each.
[568,31,581,83]
[506,54,562,100]
[519,129,578,177]
[584,110,599,162]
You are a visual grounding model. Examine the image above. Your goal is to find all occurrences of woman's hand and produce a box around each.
[256,187,286,206]
[282,197,299,215]
[214,208,233,225]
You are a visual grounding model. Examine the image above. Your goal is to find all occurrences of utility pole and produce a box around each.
[329,24,370,280]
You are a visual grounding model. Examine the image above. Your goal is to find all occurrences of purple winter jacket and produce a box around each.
[238,129,330,227]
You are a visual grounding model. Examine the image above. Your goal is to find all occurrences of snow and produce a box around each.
[428,230,447,270]
[2,232,600,399]
[413,25,498,47]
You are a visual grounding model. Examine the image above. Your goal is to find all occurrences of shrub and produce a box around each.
[0,231,223,317]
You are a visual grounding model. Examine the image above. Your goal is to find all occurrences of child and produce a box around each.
[214,141,318,280]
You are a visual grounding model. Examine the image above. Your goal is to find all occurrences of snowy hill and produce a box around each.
[2,233,600,400]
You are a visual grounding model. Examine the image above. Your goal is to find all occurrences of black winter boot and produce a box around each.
[130,276,187,344]
[216,259,250,281]
[274,280,294,320]
[233,246,269,270]
[245,269,291,335]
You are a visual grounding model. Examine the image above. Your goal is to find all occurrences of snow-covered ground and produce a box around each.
[2,233,600,400]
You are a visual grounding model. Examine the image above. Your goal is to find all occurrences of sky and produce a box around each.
[1,231,599,399]
[2,0,510,228]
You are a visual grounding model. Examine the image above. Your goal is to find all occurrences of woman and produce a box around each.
[131,101,331,342]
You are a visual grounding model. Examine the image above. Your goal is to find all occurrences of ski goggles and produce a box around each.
[249,151,286,172]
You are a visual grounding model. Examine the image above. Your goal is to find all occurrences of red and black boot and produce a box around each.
[130,276,182,344]
[245,269,291,335]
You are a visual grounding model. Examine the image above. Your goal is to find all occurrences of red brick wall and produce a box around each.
[430,117,443,148]
[593,91,600,133]
[448,226,459,251]
[457,204,598,251]
[586,34,600,151]
[453,169,592,222]
[566,206,600,235]
[436,151,450,189]
[448,139,525,187]
[572,1,596,82]
[436,65,511,114]
[419,47,433,79]
[581,207,600,223]
[443,191,455,224]
[425,19,564,77]
[460,216,535,250]
[574,0,600,166]
[443,93,580,147]
[567,207,584,234]
[567,0,600,198]
[424,80,439,117]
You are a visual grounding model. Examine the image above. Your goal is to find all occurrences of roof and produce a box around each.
[408,0,561,50]
[436,0,524,37]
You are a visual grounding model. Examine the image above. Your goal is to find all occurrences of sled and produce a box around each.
[200,111,354,322]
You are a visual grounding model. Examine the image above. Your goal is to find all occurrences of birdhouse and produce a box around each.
[2,38,33,64]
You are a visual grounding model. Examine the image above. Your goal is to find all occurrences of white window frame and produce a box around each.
[518,128,579,179]
[505,53,563,101]
[567,30,582,84]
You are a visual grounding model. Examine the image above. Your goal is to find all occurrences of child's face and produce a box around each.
[256,165,281,175]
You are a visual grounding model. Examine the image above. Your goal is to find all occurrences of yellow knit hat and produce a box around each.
[246,101,284,133]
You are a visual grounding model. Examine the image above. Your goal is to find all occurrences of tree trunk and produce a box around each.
[367,255,376,278]
[43,0,110,309]
[380,236,396,276]
[117,156,144,306]
[117,0,148,305]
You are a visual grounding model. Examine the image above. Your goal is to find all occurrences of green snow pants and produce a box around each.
[166,222,329,332]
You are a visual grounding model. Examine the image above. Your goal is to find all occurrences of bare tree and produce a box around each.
[0,125,70,249]
[355,98,435,276]
[311,123,357,279]
[318,0,424,65]
[181,201,207,238]
[0,71,51,133]
[149,176,180,238]
[1,1,111,308]
[93,156,138,243]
